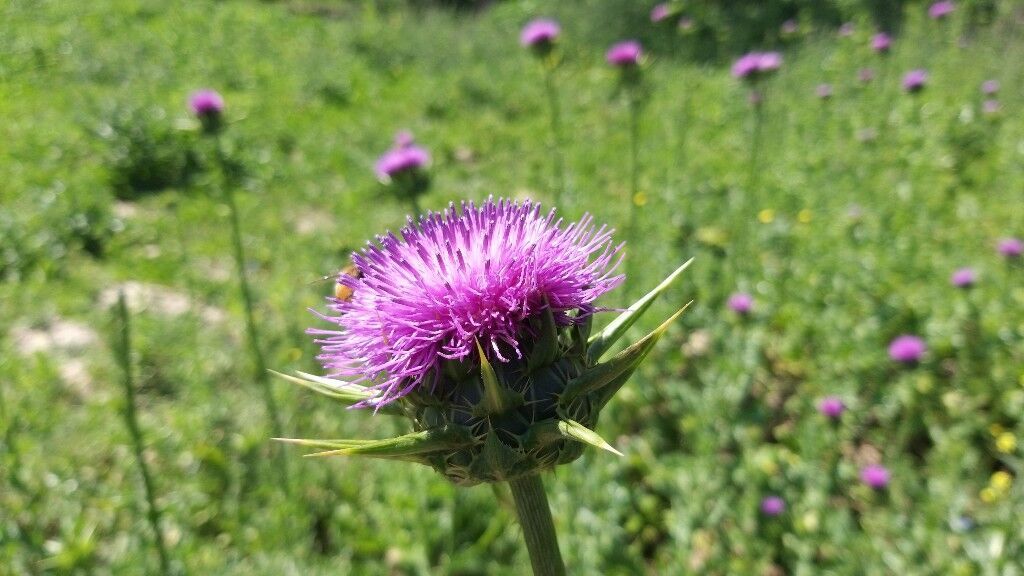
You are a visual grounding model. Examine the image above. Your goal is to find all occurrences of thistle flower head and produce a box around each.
[728,292,753,314]
[760,496,785,516]
[998,237,1023,258]
[983,99,1001,116]
[889,335,926,364]
[950,267,977,288]
[818,396,846,419]
[838,22,855,37]
[872,32,892,54]
[606,40,643,67]
[902,69,928,93]
[189,89,225,134]
[858,68,875,83]
[313,198,623,407]
[650,3,671,23]
[929,1,954,19]
[375,131,431,181]
[816,83,833,100]
[732,52,782,81]
[860,464,890,489]
[981,80,1000,95]
[520,18,560,50]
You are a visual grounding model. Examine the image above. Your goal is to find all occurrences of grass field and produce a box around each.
[2,0,1024,574]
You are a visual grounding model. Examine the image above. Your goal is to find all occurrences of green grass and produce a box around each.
[2,0,1024,573]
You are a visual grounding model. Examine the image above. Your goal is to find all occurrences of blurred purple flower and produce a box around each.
[872,33,892,54]
[650,3,671,23]
[816,83,833,100]
[678,17,694,31]
[838,22,855,37]
[983,99,1001,115]
[860,464,890,489]
[889,335,926,364]
[728,292,753,314]
[732,52,782,80]
[902,69,928,93]
[189,89,224,117]
[950,267,976,288]
[998,237,1023,258]
[818,396,846,419]
[311,198,624,407]
[607,40,643,66]
[781,19,798,36]
[375,132,431,180]
[520,19,560,48]
[858,68,875,83]
[929,1,954,19]
[761,496,785,516]
[981,80,999,95]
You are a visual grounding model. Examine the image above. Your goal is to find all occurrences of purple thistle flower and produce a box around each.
[929,1,955,20]
[731,52,783,80]
[607,40,643,66]
[998,237,1023,258]
[858,68,875,84]
[983,99,1001,115]
[838,22,855,37]
[760,496,785,516]
[375,132,431,180]
[520,18,560,48]
[889,335,926,364]
[189,89,224,117]
[860,464,890,489]
[781,19,798,36]
[816,83,833,100]
[728,292,753,315]
[818,396,846,419]
[902,69,928,93]
[311,199,624,408]
[950,267,977,288]
[981,80,1000,95]
[650,3,671,23]
[678,17,694,31]
[872,33,892,54]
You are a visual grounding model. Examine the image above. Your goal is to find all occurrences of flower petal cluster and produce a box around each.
[871,32,892,54]
[606,41,643,66]
[998,237,1023,258]
[312,199,624,407]
[861,464,890,489]
[520,19,560,47]
[650,3,671,23]
[731,52,782,80]
[889,335,926,363]
[375,132,431,180]
[950,267,976,288]
[189,89,224,117]
[929,1,954,19]
[902,69,928,93]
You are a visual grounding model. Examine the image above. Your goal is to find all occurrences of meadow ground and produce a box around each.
[2,0,1024,574]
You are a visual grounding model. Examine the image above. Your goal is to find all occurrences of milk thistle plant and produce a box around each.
[277,199,692,575]
[521,19,568,207]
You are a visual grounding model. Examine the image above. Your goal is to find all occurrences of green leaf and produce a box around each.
[475,339,520,415]
[269,370,404,416]
[564,303,691,406]
[587,258,694,363]
[296,426,471,460]
[590,305,690,411]
[529,419,622,456]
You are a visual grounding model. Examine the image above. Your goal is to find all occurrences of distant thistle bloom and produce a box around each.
[312,199,623,407]
[929,1,955,19]
[818,396,846,419]
[950,267,977,288]
[520,18,560,49]
[872,33,892,54]
[189,89,224,117]
[650,3,671,23]
[902,69,928,93]
[761,496,785,516]
[889,335,926,364]
[732,52,782,80]
[607,40,643,66]
[838,22,855,37]
[861,464,891,489]
[983,99,1001,115]
[816,83,833,100]
[728,292,753,315]
[858,68,875,84]
[781,19,798,36]
[375,132,431,180]
[678,17,694,31]
[998,237,1023,258]
[981,80,999,95]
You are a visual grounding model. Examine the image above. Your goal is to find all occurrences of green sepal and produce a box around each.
[527,300,559,373]
[475,340,522,416]
[590,305,690,411]
[269,370,404,417]
[291,426,472,460]
[478,431,520,481]
[587,258,694,363]
[529,419,622,456]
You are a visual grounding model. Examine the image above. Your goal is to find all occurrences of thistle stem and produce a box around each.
[114,293,172,576]
[508,474,566,576]
[215,138,290,490]
[543,66,567,207]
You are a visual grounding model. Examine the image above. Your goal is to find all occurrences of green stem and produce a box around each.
[543,66,567,207]
[215,138,290,490]
[508,474,566,576]
[114,293,172,576]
